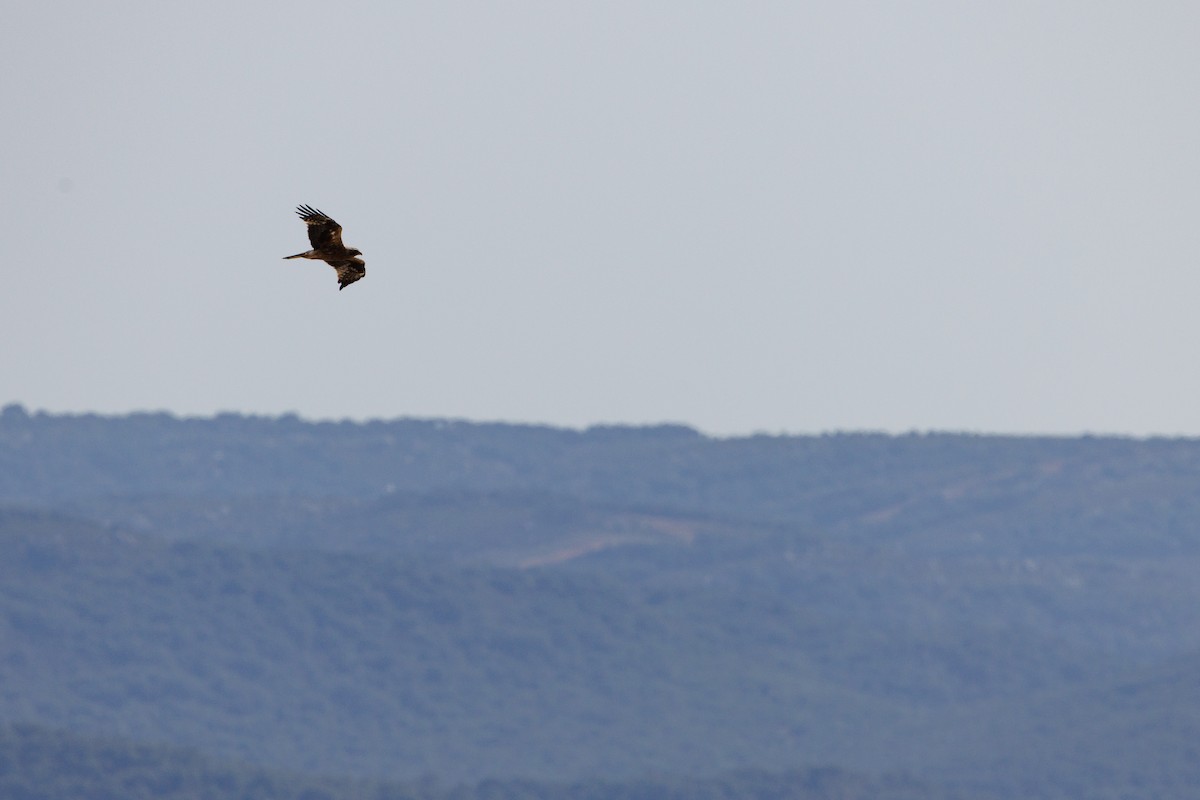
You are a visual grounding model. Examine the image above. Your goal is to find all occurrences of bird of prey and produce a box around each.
[283,205,366,290]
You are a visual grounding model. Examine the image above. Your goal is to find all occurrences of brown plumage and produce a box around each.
[283,205,366,290]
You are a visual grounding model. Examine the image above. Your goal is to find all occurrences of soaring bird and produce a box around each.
[284,205,366,290]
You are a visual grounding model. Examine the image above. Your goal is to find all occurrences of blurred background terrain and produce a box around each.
[4,406,1200,798]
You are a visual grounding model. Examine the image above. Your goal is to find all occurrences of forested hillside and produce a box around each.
[0,724,978,800]
[3,405,1200,798]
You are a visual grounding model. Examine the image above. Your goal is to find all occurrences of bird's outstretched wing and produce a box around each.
[296,204,345,251]
[329,259,366,291]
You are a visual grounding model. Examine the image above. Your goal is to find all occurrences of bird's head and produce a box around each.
[348,248,363,257]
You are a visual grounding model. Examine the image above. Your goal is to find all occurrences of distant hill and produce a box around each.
[7,404,1200,560]
[4,407,1200,798]
[0,723,983,800]
[928,652,1200,798]
[0,508,937,779]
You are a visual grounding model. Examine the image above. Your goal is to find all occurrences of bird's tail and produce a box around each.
[283,251,311,260]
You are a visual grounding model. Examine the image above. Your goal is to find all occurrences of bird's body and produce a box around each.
[284,205,366,290]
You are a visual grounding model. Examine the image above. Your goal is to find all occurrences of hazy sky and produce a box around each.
[4,2,1199,436]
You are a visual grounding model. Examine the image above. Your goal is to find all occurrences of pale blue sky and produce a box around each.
[3,2,1199,435]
